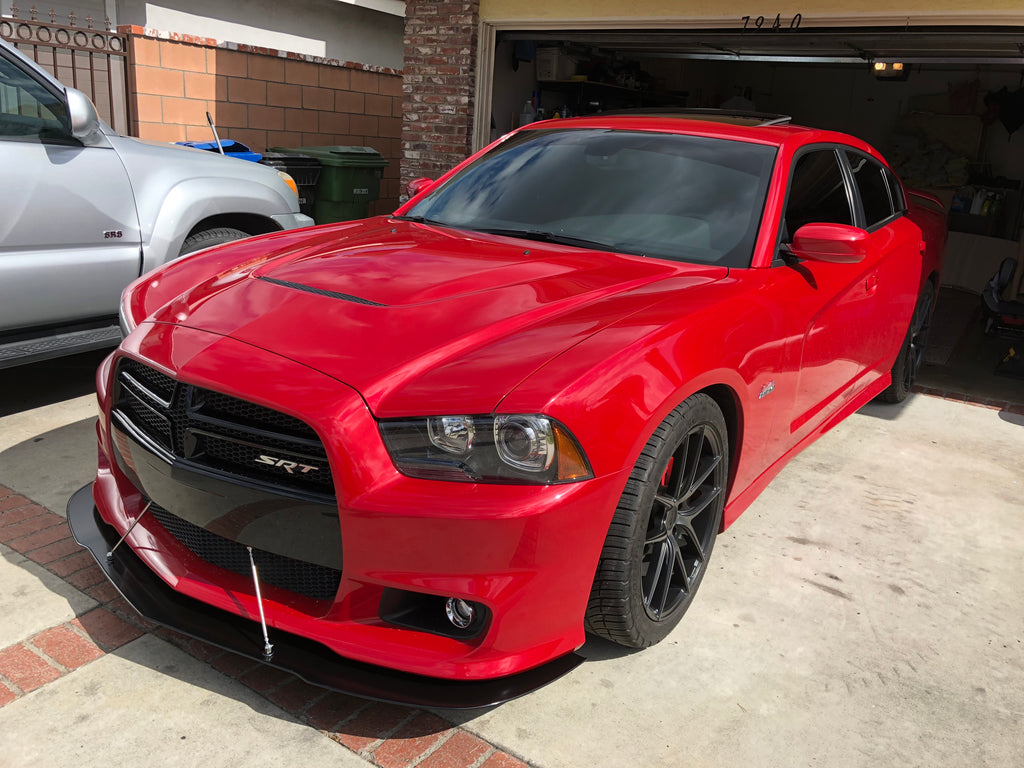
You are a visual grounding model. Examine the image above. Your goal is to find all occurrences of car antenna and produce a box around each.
[206,111,225,155]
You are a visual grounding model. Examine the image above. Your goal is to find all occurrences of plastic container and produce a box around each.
[259,152,322,218]
[268,145,388,223]
[520,99,537,126]
[535,47,577,81]
[176,140,262,163]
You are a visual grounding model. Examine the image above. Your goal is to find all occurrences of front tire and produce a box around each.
[881,281,935,404]
[586,394,728,648]
[179,227,250,257]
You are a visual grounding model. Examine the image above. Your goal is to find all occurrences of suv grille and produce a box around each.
[149,503,342,602]
[114,359,334,497]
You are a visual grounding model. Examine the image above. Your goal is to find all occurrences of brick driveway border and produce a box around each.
[0,483,530,768]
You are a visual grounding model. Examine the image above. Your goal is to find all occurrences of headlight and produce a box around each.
[379,414,592,484]
[118,286,137,338]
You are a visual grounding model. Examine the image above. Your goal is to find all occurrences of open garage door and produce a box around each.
[485,24,1024,406]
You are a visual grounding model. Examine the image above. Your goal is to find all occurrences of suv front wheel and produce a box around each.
[179,227,251,257]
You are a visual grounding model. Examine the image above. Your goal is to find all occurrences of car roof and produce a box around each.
[519,110,878,156]
[599,107,794,127]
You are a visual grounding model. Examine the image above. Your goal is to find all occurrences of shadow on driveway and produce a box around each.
[0,349,108,417]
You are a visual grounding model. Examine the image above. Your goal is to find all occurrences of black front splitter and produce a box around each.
[67,484,583,709]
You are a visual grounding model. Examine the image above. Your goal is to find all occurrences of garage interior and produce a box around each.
[490,26,1024,407]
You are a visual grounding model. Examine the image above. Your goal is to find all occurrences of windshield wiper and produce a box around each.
[393,215,449,226]
[472,227,643,255]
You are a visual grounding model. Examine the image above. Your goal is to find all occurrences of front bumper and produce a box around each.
[68,484,582,708]
[93,330,630,683]
[271,212,316,230]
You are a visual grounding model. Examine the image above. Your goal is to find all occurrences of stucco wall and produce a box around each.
[4,1,404,68]
[118,0,404,69]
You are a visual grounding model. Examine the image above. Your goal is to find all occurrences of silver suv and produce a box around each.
[0,39,314,368]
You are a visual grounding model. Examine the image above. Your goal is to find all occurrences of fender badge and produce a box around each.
[758,380,776,400]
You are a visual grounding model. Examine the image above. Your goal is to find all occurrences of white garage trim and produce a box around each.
[473,12,1024,150]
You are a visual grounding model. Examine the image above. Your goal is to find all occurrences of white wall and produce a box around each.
[116,0,404,69]
[4,0,404,68]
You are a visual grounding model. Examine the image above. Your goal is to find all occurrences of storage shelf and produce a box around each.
[537,79,683,116]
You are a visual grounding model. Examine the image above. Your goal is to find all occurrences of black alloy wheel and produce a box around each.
[586,393,728,648]
[882,282,935,404]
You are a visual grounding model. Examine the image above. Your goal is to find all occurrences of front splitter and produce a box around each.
[67,484,583,709]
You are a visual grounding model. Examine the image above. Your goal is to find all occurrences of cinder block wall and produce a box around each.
[124,27,402,214]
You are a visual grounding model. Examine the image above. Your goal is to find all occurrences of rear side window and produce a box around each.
[846,151,894,228]
[782,149,852,240]
[885,167,906,213]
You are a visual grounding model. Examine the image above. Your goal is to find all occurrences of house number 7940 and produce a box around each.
[741,14,802,30]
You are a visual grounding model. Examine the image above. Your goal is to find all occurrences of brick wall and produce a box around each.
[124,28,403,214]
[401,1,479,195]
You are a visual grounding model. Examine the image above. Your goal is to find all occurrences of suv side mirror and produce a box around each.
[66,87,101,140]
[789,223,869,264]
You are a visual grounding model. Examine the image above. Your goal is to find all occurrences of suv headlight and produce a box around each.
[277,170,299,198]
[379,414,592,484]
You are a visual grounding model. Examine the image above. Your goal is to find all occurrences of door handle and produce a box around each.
[865,274,879,295]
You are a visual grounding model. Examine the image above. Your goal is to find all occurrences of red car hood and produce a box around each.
[148,219,728,415]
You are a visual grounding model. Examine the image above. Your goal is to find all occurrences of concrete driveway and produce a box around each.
[1,351,1022,767]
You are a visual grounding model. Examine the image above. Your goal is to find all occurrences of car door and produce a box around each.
[770,146,891,441]
[842,149,922,372]
[0,46,141,333]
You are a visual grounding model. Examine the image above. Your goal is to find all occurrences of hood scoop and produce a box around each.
[257,276,387,307]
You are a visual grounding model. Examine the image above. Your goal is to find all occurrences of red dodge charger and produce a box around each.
[70,112,945,707]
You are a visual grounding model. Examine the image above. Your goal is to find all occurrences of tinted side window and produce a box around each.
[885,167,906,213]
[783,150,852,241]
[846,151,894,228]
[0,52,70,142]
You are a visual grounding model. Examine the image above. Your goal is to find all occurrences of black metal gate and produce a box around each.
[1,4,131,133]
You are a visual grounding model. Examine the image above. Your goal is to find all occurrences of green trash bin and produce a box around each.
[268,146,388,224]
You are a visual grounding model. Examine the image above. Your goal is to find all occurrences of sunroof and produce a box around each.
[599,108,792,126]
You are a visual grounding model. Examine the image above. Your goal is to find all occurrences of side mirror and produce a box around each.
[789,223,869,264]
[65,87,101,140]
[407,177,436,198]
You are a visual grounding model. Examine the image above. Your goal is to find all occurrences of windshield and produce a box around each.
[404,128,777,267]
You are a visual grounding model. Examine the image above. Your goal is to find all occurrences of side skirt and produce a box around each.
[722,374,889,530]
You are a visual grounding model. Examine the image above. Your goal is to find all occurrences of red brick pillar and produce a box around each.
[401,0,480,197]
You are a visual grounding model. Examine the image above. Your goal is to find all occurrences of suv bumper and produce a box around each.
[272,212,316,230]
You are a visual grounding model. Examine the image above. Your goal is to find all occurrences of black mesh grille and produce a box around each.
[112,359,334,497]
[117,391,173,450]
[120,358,176,402]
[194,388,318,440]
[149,504,342,602]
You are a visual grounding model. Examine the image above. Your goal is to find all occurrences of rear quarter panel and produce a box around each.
[905,189,947,287]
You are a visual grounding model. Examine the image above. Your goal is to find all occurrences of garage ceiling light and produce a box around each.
[873,61,909,80]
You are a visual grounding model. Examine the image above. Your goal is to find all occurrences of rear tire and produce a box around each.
[179,227,250,257]
[586,394,728,648]
[881,281,935,404]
